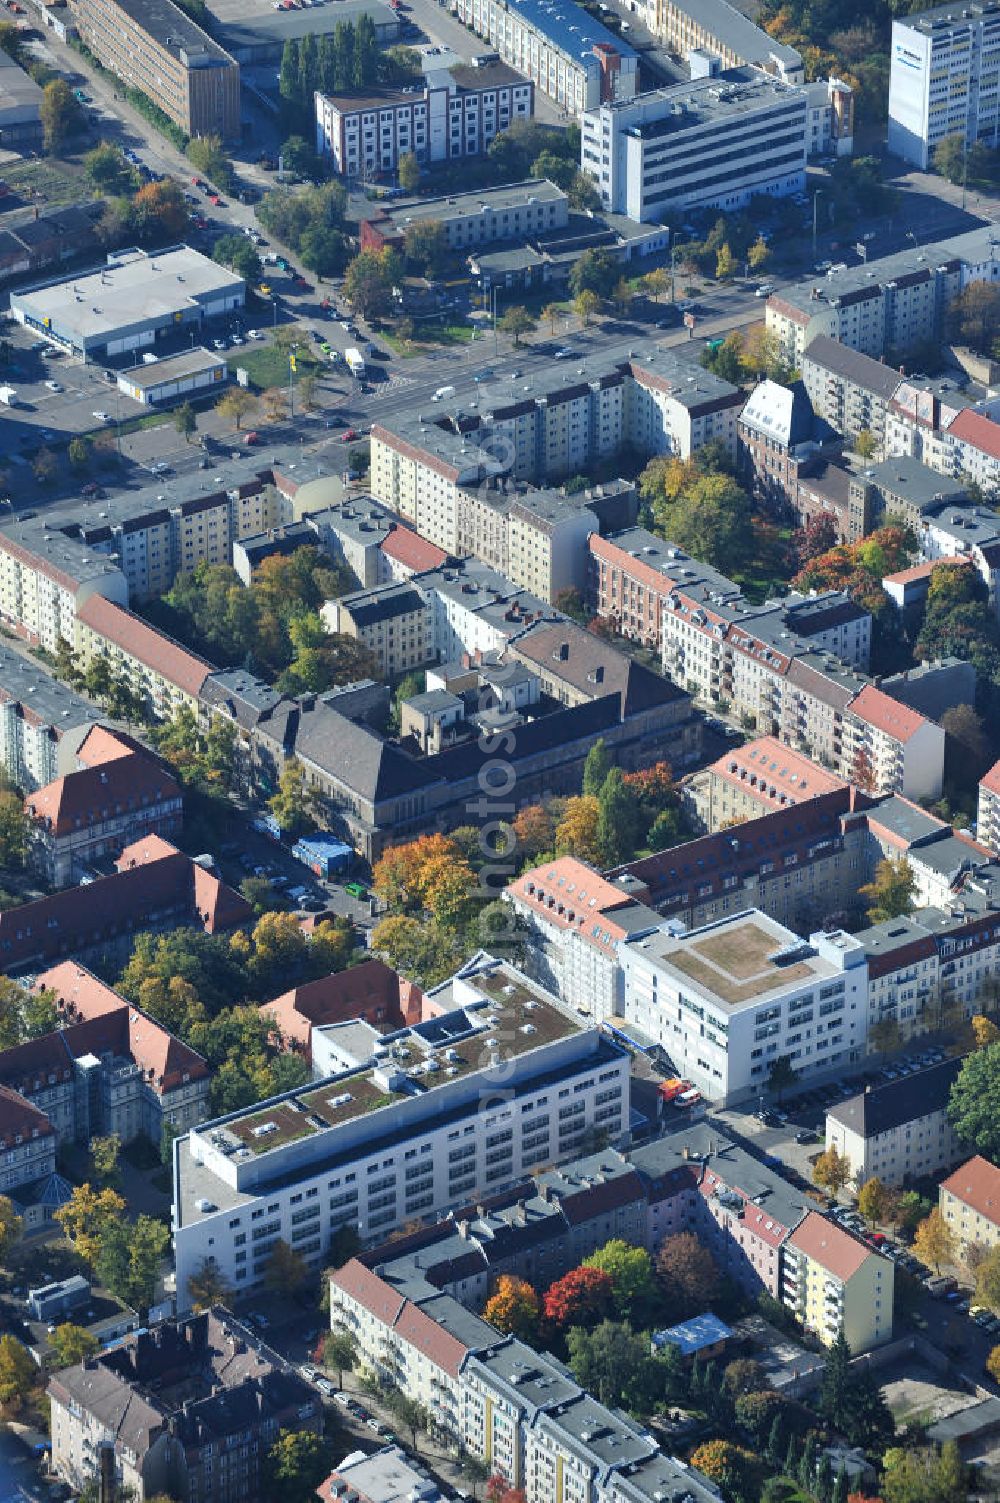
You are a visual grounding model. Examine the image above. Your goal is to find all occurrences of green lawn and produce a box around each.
[382,321,477,356]
[236,341,322,391]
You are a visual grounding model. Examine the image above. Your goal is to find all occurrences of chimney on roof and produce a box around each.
[457,1218,470,1238]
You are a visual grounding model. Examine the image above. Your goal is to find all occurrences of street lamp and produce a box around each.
[812,190,824,266]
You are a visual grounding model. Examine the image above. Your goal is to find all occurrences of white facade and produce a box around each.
[173,962,629,1310]
[315,74,533,176]
[621,911,868,1104]
[825,1076,962,1188]
[888,4,1000,171]
[581,72,807,223]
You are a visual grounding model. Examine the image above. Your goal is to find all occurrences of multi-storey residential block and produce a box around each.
[764,224,1000,366]
[825,1057,963,1187]
[782,1210,893,1350]
[800,336,905,453]
[360,180,569,255]
[737,379,819,514]
[621,909,868,1104]
[0,1085,58,1226]
[0,520,128,655]
[580,68,807,223]
[647,0,803,81]
[685,735,850,832]
[0,835,249,974]
[172,955,630,1308]
[74,597,213,718]
[0,644,105,792]
[979,760,1000,855]
[449,0,638,115]
[888,1,1000,169]
[940,1154,1000,1252]
[24,728,182,885]
[323,581,432,677]
[370,349,741,555]
[0,962,209,1163]
[315,64,533,175]
[67,0,240,139]
[49,1309,321,1500]
[505,857,665,1020]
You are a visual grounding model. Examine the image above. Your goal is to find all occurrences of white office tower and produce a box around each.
[889,1,1000,170]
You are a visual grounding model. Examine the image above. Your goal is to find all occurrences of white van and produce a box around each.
[432,384,456,401]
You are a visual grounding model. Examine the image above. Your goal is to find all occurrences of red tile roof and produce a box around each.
[883,559,964,589]
[25,750,180,838]
[0,844,249,970]
[507,857,635,955]
[948,408,1000,462]
[75,726,140,768]
[76,596,213,699]
[331,1259,472,1377]
[40,962,123,1021]
[0,1083,54,1148]
[981,759,1000,798]
[261,959,411,1058]
[332,1258,406,1326]
[940,1154,1000,1225]
[380,525,449,574]
[848,684,926,744]
[709,735,848,809]
[788,1210,874,1281]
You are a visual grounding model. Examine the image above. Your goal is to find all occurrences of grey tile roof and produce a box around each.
[802,336,904,402]
[827,1057,962,1139]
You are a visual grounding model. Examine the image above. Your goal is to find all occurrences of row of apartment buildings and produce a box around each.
[369,342,745,557]
[503,770,1000,1100]
[0,960,209,1228]
[765,223,1000,367]
[588,526,946,800]
[330,1117,892,1376]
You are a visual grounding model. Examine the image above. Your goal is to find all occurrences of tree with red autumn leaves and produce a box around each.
[542,1266,614,1331]
[792,524,915,619]
[486,1478,526,1503]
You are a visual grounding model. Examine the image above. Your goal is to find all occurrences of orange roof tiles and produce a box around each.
[788,1210,873,1281]
[39,962,123,1021]
[261,960,411,1059]
[507,857,634,956]
[949,408,1000,462]
[332,1259,473,1377]
[709,735,848,808]
[76,596,212,699]
[940,1154,1000,1225]
[981,759,1000,799]
[25,750,180,838]
[848,684,926,744]
[75,725,139,768]
[0,1083,54,1147]
[381,526,448,574]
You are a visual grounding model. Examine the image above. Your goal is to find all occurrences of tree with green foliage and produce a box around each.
[582,1239,658,1322]
[582,738,612,797]
[187,134,232,187]
[597,767,640,866]
[949,1042,1000,1160]
[174,402,197,444]
[569,247,619,299]
[213,232,262,283]
[84,141,137,195]
[321,1328,356,1385]
[881,1441,966,1503]
[90,1134,121,1185]
[95,1213,170,1318]
[0,790,27,868]
[49,1323,98,1367]
[40,78,80,152]
[0,978,58,1050]
[403,218,446,277]
[398,150,420,192]
[0,1335,36,1411]
[860,856,916,923]
[498,306,537,346]
[642,465,752,572]
[264,1430,332,1503]
[767,1054,798,1103]
[0,1196,21,1266]
[343,246,401,318]
[566,1320,663,1412]
[269,757,319,837]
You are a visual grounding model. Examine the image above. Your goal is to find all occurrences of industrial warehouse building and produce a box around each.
[10,246,246,361]
[0,49,42,148]
[116,346,228,405]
